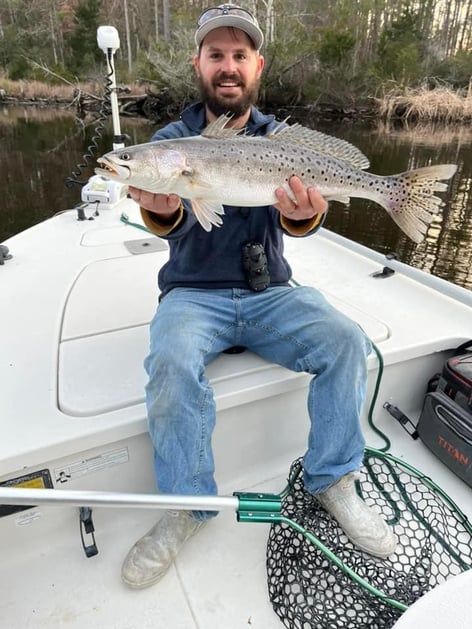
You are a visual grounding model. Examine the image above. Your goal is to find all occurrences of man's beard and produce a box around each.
[197,72,260,119]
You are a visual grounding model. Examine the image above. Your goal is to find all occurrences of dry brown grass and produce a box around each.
[375,119,472,146]
[377,83,472,123]
[0,78,95,100]
[0,78,147,101]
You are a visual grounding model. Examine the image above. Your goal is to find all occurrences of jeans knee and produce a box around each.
[145,346,176,379]
[333,316,371,356]
[302,318,370,377]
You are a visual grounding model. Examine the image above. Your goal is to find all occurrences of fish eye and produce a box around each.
[119,152,131,161]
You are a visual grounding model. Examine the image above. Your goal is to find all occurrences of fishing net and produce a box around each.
[266,448,472,628]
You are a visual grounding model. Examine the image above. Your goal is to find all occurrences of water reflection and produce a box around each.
[305,117,472,290]
[381,123,472,291]
[0,107,471,290]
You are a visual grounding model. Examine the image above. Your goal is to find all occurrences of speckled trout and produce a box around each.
[96,114,457,243]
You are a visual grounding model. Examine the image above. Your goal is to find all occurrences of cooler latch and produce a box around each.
[383,401,419,439]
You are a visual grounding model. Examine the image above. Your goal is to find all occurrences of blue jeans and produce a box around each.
[144,286,371,520]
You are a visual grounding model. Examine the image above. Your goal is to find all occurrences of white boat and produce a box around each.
[1,27,471,629]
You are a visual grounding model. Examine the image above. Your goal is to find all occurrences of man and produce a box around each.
[121,4,396,589]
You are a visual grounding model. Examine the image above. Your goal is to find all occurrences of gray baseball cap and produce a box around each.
[195,4,264,50]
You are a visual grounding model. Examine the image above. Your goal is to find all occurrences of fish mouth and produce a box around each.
[95,157,130,180]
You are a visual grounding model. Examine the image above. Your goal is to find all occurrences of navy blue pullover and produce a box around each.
[141,102,325,294]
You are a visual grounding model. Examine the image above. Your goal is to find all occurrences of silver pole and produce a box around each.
[0,487,240,511]
[106,50,124,149]
[96,26,124,150]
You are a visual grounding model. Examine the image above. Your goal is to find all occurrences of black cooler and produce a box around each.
[417,348,472,487]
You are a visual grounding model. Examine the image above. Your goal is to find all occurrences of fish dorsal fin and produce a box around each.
[201,114,246,139]
[200,114,370,170]
[268,122,370,170]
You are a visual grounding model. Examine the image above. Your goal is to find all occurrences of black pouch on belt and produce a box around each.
[242,242,270,292]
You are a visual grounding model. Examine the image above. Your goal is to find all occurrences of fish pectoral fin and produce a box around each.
[191,198,225,231]
[325,194,350,204]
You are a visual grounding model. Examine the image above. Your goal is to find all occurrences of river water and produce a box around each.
[1,106,471,290]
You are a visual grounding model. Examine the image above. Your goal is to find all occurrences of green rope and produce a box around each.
[367,342,391,452]
[120,212,153,233]
[290,277,390,452]
[274,461,409,612]
[280,515,409,612]
[365,447,472,539]
[273,449,472,617]
[365,452,471,570]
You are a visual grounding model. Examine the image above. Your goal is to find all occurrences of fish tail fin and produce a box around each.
[191,199,225,231]
[386,164,457,243]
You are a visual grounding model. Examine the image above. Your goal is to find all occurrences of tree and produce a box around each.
[64,0,103,76]
[318,29,356,66]
[376,7,425,84]
[0,0,471,101]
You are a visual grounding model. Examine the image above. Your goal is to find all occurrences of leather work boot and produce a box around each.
[121,510,206,589]
[315,473,397,559]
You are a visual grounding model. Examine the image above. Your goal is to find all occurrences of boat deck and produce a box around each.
[1,198,471,628]
[1,433,471,629]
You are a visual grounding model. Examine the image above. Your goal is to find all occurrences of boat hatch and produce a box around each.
[58,254,389,417]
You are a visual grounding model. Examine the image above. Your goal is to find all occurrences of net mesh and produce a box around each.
[266,450,472,629]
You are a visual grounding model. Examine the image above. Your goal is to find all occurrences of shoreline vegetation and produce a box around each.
[2,1,470,128]
[1,78,471,125]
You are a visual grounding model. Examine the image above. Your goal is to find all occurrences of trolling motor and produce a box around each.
[80,25,128,209]
[96,26,126,150]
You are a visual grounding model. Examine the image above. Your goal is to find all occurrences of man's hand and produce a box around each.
[128,186,181,220]
[274,176,328,221]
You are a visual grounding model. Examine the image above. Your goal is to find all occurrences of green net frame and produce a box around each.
[266,448,472,628]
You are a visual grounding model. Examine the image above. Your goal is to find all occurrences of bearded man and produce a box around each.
[121,3,396,590]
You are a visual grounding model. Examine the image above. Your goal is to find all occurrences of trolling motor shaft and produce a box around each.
[96,25,126,150]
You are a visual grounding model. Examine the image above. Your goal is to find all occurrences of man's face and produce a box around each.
[193,27,265,119]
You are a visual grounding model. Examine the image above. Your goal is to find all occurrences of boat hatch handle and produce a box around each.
[383,400,419,439]
[371,252,398,279]
[234,492,283,523]
[0,244,12,265]
[79,506,99,558]
[371,265,395,279]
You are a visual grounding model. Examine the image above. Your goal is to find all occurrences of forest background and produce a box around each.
[0,0,471,117]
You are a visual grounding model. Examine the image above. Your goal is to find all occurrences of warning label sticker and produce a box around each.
[54,447,129,484]
[0,469,53,518]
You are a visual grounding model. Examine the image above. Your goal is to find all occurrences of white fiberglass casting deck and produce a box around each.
[1,198,471,628]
